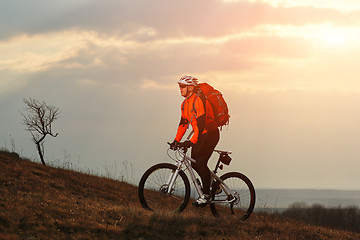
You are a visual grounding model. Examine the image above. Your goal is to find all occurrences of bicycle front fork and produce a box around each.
[166,168,180,194]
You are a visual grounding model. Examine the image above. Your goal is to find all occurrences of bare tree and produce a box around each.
[21,98,60,165]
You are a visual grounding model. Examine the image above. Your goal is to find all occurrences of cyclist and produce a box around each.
[170,75,220,206]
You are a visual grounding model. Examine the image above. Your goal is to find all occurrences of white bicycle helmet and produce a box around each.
[177,75,198,86]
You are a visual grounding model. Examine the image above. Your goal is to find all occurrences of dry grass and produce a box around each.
[1,152,360,240]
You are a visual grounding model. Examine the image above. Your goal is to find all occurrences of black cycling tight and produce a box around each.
[191,129,220,195]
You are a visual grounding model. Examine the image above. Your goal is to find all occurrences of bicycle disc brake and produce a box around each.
[160,184,174,194]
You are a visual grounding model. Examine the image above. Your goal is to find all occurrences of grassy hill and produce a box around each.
[1,151,359,240]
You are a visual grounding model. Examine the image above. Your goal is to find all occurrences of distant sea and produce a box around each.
[255,189,360,211]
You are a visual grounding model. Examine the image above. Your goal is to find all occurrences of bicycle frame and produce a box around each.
[167,147,236,204]
[139,128,255,219]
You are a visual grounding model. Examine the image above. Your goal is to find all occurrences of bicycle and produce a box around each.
[138,142,256,220]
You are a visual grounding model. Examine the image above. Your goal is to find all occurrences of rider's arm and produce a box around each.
[189,96,206,144]
[175,117,188,142]
[189,114,205,144]
[197,115,205,136]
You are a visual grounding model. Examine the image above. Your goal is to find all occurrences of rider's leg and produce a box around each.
[191,129,220,195]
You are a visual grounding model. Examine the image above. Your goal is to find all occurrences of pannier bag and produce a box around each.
[219,153,232,165]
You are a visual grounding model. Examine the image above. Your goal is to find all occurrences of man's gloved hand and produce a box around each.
[182,140,193,148]
[169,140,180,150]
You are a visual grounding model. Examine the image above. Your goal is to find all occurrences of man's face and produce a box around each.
[179,84,194,97]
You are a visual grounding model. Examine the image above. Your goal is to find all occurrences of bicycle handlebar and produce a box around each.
[167,141,191,151]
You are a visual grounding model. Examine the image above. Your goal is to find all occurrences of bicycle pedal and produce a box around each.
[192,201,208,208]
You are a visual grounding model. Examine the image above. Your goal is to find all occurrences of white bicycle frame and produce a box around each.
[166,147,237,204]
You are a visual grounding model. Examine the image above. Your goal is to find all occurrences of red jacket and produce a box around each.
[175,93,217,144]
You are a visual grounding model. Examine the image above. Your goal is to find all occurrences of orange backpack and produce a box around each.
[196,83,230,129]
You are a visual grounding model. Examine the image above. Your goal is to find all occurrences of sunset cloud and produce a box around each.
[2,20,360,94]
[1,0,360,190]
[226,0,360,12]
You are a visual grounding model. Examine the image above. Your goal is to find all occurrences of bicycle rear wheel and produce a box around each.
[210,172,255,220]
[138,163,190,214]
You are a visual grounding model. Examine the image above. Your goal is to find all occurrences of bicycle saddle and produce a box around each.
[214,150,232,155]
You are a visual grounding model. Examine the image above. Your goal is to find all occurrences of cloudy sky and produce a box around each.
[1,0,360,190]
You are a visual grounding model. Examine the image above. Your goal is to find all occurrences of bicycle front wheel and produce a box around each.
[138,163,190,214]
[210,172,256,220]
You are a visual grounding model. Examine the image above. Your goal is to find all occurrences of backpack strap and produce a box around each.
[192,93,206,117]
[181,99,186,111]
[193,94,217,124]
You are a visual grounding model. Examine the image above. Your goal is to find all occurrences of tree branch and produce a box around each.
[20,97,60,165]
